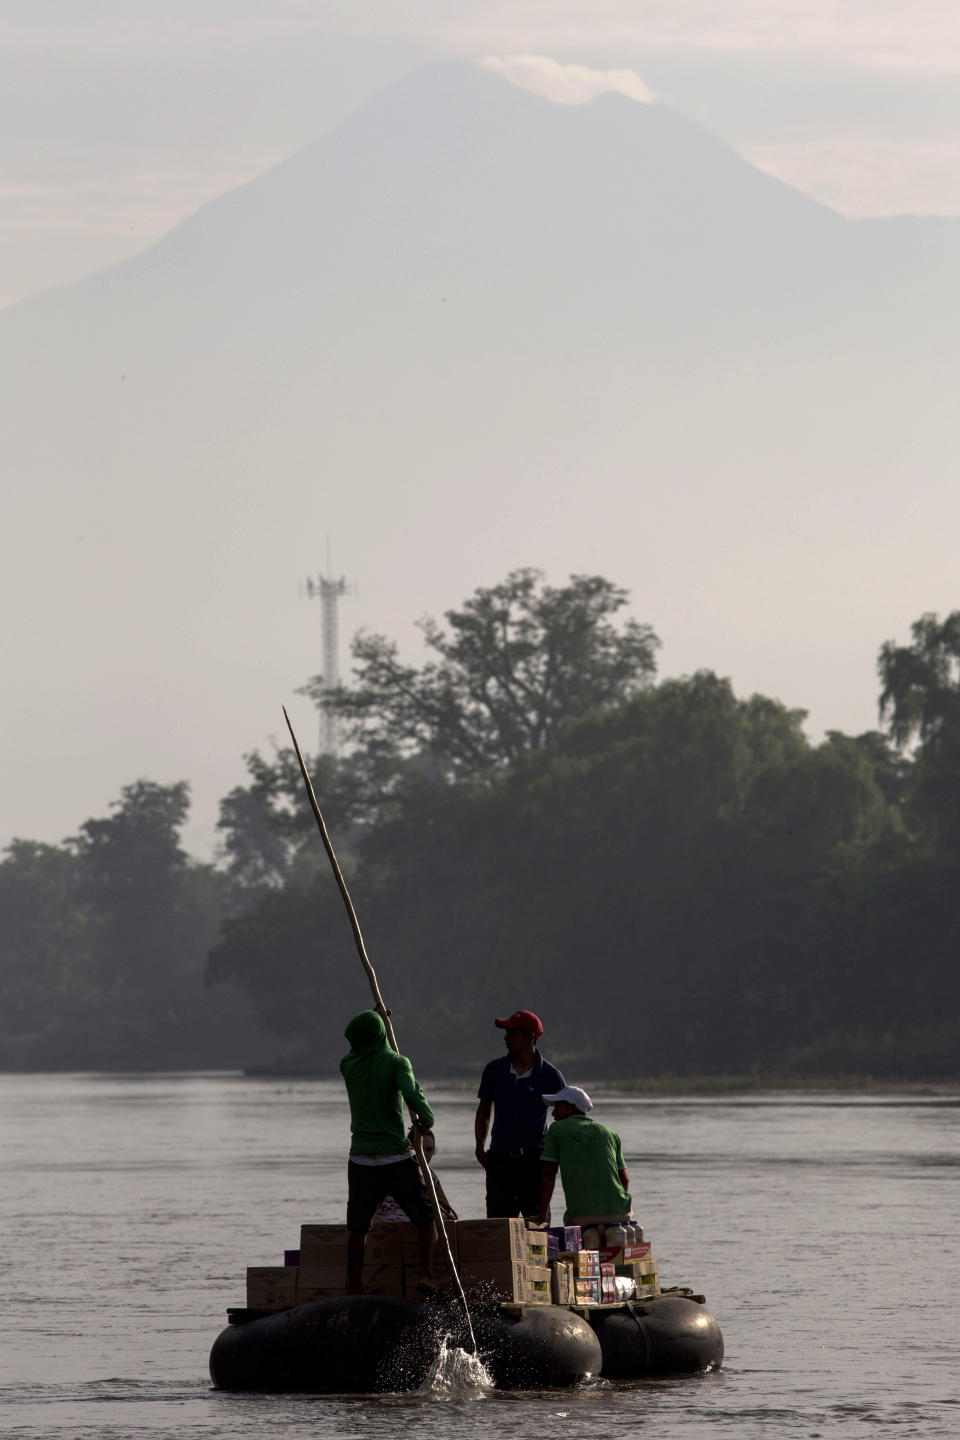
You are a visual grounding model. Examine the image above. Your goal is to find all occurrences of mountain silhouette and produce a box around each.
[1,60,957,850]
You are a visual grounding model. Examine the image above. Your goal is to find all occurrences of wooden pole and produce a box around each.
[281,706,476,1347]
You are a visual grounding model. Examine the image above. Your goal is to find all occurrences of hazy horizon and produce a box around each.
[2,27,958,862]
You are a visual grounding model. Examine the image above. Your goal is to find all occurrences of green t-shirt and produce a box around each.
[541,1113,631,1220]
[340,1010,435,1156]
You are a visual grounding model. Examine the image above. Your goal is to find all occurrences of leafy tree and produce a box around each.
[71,779,194,990]
[878,611,960,851]
[216,746,321,900]
[301,569,660,780]
[215,744,388,911]
[206,587,957,1080]
[0,840,96,1063]
[878,612,960,749]
[58,778,267,1066]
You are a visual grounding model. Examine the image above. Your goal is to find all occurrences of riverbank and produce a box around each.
[599,1073,960,1095]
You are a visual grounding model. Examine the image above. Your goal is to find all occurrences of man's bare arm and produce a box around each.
[536,1160,559,1224]
[474,1100,492,1168]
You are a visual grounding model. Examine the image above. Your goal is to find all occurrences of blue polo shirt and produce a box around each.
[478,1052,566,1151]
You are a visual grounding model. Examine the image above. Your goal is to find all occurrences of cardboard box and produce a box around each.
[397,1219,446,1262]
[463,1217,527,1265]
[364,1222,406,1264]
[247,1266,297,1310]
[573,1277,600,1306]
[298,1258,405,1300]
[459,1258,528,1304]
[574,1250,600,1277]
[548,1225,582,1252]
[361,1261,404,1297]
[526,1226,559,1258]
[599,1241,651,1266]
[525,1265,552,1304]
[402,1255,459,1299]
[296,1265,346,1302]
[299,1224,349,1267]
[456,1218,526,1264]
[618,1259,660,1297]
[617,1259,659,1284]
[526,1235,550,1265]
[551,1260,574,1306]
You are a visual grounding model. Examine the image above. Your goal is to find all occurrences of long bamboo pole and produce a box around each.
[282,706,476,1349]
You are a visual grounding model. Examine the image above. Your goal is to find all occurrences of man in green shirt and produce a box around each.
[340,1010,437,1293]
[534,1085,632,1227]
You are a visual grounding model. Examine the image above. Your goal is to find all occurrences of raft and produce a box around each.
[209,1290,723,1392]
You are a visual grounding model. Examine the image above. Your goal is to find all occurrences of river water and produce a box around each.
[0,1074,956,1438]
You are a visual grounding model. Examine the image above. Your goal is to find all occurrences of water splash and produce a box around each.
[418,1332,494,1396]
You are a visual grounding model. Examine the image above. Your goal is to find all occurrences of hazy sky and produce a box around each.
[4,0,960,307]
[2,1,959,862]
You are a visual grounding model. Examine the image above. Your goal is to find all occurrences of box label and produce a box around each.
[598,1242,652,1266]
[574,1250,601,1277]
[525,1265,552,1303]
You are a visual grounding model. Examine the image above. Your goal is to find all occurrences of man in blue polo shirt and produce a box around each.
[474,1009,565,1218]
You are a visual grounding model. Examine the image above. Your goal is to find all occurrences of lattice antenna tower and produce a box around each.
[304,554,354,756]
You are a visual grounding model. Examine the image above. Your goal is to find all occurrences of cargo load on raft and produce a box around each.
[209,1216,724,1391]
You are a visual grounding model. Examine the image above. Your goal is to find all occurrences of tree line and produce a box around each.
[2,570,958,1077]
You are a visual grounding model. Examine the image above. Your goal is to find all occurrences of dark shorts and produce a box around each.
[346,1156,434,1235]
[485,1148,544,1219]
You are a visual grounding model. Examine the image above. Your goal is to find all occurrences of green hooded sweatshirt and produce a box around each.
[339,1010,435,1156]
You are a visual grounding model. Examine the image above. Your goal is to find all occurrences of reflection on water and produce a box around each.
[0,1074,957,1439]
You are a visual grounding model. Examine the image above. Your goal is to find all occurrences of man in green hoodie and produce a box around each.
[340,1010,438,1294]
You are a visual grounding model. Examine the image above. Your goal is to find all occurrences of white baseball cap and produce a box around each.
[542,1085,593,1113]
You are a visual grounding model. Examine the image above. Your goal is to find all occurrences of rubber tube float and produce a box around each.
[210,1296,602,1392]
[588,1295,724,1377]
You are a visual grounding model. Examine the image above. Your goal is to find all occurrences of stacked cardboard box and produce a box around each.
[550,1259,573,1306]
[525,1232,551,1266]
[526,1266,553,1304]
[599,1240,652,1267]
[457,1219,536,1304]
[573,1276,601,1305]
[295,1223,349,1302]
[457,1218,528,1262]
[617,1258,660,1298]
[403,1219,458,1298]
[242,1217,660,1314]
[246,1266,298,1311]
[599,1263,617,1304]
[547,1225,582,1253]
[299,1223,350,1266]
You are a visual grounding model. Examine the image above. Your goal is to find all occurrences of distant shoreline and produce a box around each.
[0,1067,956,1094]
[242,1067,960,1094]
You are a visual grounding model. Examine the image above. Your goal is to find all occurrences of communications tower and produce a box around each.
[304,563,353,756]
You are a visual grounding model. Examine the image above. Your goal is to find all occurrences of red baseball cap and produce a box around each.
[495,1009,543,1038]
